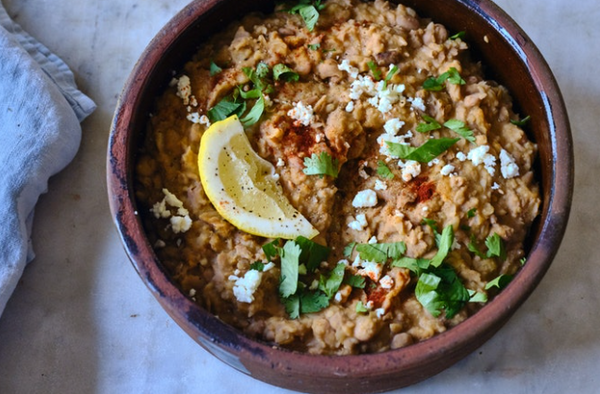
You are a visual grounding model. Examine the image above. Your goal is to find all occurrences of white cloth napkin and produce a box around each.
[0,5,96,316]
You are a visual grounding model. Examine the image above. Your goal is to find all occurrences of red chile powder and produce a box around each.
[411,176,436,203]
[284,123,315,158]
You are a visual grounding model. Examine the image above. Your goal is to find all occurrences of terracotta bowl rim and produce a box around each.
[107,0,573,387]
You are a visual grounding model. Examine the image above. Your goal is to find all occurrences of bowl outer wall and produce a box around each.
[107,0,573,393]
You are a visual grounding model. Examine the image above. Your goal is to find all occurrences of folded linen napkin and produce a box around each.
[0,4,96,316]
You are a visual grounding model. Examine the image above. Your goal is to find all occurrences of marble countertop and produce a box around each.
[0,0,595,393]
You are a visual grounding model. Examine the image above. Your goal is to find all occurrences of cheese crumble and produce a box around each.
[352,189,378,208]
[287,101,314,126]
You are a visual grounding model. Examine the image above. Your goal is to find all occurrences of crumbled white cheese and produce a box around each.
[492,182,501,190]
[276,158,285,167]
[176,75,192,105]
[150,189,193,233]
[352,189,378,208]
[170,215,192,234]
[228,270,263,304]
[189,288,197,297]
[427,157,440,167]
[345,101,355,112]
[440,164,455,176]
[338,59,359,79]
[186,112,211,126]
[357,260,383,282]
[348,213,368,231]
[375,308,386,318]
[456,151,467,162]
[368,236,378,244]
[348,74,405,114]
[383,118,405,135]
[358,161,369,179]
[468,145,496,175]
[399,160,421,182]
[377,130,412,157]
[374,179,388,191]
[287,101,314,126]
[379,275,394,289]
[408,96,426,111]
[499,149,520,179]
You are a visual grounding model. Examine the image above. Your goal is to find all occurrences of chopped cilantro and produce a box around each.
[289,0,325,32]
[343,242,356,258]
[322,48,337,53]
[510,115,531,127]
[318,263,346,298]
[345,274,366,289]
[429,225,453,268]
[468,234,486,258]
[279,241,302,298]
[283,294,300,319]
[386,138,460,163]
[449,31,466,40]
[467,208,477,218]
[468,289,488,302]
[415,265,470,319]
[421,218,439,233]
[355,301,369,313]
[207,97,246,123]
[308,43,321,50]
[485,274,513,290]
[392,256,428,275]
[355,242,406,263]
[485,233,507,260]
[262,238,282,261]
[377,160,394,180]
[300,290,330,313]
[416,114,442,133]
[238,86,262,100]
[520,257,527,266]
[209,61,223,76]
[423,67,466,91]
[250,261,265,272]
[273,63,300,82]
[303,152,339,178]
[382,64,398,89]
[367,60,382,80]
[295,236,331,272]
[240,95,265,127]
[444,119,476,143]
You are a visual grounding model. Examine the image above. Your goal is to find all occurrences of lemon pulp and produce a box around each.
[198,115,318,239]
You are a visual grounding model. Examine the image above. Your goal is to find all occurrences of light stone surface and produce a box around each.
[0,0,596,393]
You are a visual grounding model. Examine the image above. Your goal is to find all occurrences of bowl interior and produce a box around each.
[108,1,573,393]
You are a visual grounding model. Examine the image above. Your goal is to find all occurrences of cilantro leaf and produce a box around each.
[415,265,470,319]
[308,43,321,50]
[467,208,476,218]
[468,234,486,258]
[383,64,398,89]
[318,263,345,298]
[300,290,330,313]
[416,114,442,133]
[421,218,439,233]
[279,241,302,298]
[485,274,513,290]
[449,31,466,40]
[386,138,460,163]
[303,152,339,178]
[289,0,325,32]
[250,261,265,271]
[355,242,406,263]
[377,160,394,180]
[295,236,331,272]
[273,63,300,82]
[238,86,262,99]
[520,257,527,266]
[367,60,382,80]
[468,289,488,302]
[262,238,282,261]
[207,97,246,123]
[444,119,475,143]
[240,95,265,127]
[345,274,365,289]
[356,301,369,313]
[283,294,300,319]
[485,233,507,260]
[343,242,356,258]
[430,225,453,268]
[209,61,223,76]
[391,256,429,275]
[510,115,531,127]
[423,67,465,91]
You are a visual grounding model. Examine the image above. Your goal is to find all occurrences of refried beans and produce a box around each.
[135,0,540,355]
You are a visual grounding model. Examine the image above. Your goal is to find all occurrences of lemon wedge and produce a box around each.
[198,115,318,240]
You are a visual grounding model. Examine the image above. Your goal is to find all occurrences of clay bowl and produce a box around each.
[107,0,573,392]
